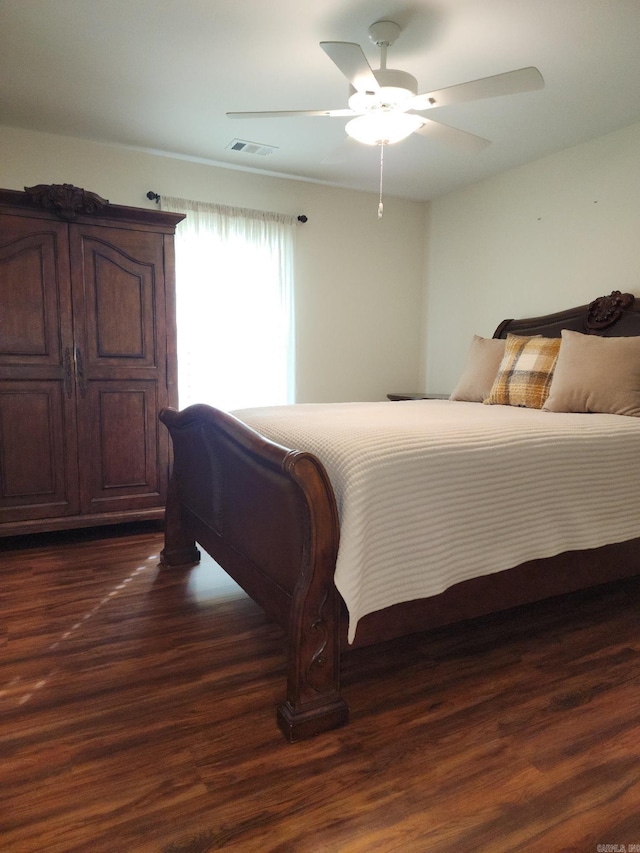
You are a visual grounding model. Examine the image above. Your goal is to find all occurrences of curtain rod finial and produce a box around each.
[147,191,160,203]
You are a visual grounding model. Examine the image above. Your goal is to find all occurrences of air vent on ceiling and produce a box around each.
[226,138,277,156]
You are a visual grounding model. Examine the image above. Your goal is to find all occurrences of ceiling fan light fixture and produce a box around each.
[345,111,424,145]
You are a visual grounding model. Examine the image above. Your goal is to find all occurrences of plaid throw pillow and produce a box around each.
[484,334,561,409]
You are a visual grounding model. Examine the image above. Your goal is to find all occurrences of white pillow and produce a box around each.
[544,329,640,416]
[450,335,506,403]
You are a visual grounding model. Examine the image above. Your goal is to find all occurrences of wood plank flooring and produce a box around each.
[1,523,640,852]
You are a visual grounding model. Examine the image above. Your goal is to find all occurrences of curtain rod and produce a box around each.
[146,191,307,223]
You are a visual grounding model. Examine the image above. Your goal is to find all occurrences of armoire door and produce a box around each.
[69,223,171,516]
[0,214,81,524]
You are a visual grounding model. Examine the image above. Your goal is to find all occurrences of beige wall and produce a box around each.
[0,125,427,403]
[5,119,639,404]
[424,120,640,394]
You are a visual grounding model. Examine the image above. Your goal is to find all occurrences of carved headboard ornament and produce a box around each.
[24,183,109,222]
[584,290,635,332]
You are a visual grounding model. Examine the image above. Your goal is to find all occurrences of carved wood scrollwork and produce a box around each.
[585,290,634,332]
[24,183,109,221]
[306,588,330,693]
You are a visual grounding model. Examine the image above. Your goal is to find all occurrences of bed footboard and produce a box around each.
[159,404,349,741]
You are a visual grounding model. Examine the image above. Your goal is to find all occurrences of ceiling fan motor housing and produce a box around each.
[348,69,418,112]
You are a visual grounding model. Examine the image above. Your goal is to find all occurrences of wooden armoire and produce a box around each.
[0,183,185,537]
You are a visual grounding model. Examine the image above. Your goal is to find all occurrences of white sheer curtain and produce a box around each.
[161,196,296,411]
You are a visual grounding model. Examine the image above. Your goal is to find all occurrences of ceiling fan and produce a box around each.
[227,20,545,152]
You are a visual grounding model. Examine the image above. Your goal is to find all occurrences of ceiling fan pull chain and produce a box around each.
[378,142,385,219]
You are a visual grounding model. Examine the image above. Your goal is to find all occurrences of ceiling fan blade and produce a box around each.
[227,108,356,119]
[320,41,380,94]
[409,66,544,111]
[414,119,491,152]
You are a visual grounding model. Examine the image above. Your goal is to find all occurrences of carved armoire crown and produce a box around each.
[0,184,185,536]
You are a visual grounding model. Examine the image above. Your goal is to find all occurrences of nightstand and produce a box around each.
[386,392,449,401]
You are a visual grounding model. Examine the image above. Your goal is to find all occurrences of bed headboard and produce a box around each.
[493,290,640,339]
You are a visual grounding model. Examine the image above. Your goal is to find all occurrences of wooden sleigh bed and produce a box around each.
[159,292,640,741]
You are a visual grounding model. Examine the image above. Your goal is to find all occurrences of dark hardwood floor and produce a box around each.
[1,524,640,852]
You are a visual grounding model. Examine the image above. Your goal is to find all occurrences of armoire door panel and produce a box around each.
[0,382,80,522]
[0,244,48,356]
[94,252,145,358]
[0,218,72,367]
[78,381,166,514]
[99,388,148,488]
[70,226,165,372]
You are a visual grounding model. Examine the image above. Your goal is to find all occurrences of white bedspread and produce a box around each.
[233,400,640,642]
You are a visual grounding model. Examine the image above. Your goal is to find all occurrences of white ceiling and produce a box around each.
[2,0,640,202]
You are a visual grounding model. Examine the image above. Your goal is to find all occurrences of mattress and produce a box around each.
[234,400,640,642]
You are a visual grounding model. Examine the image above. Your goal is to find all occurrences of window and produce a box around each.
[161,196,296,411]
